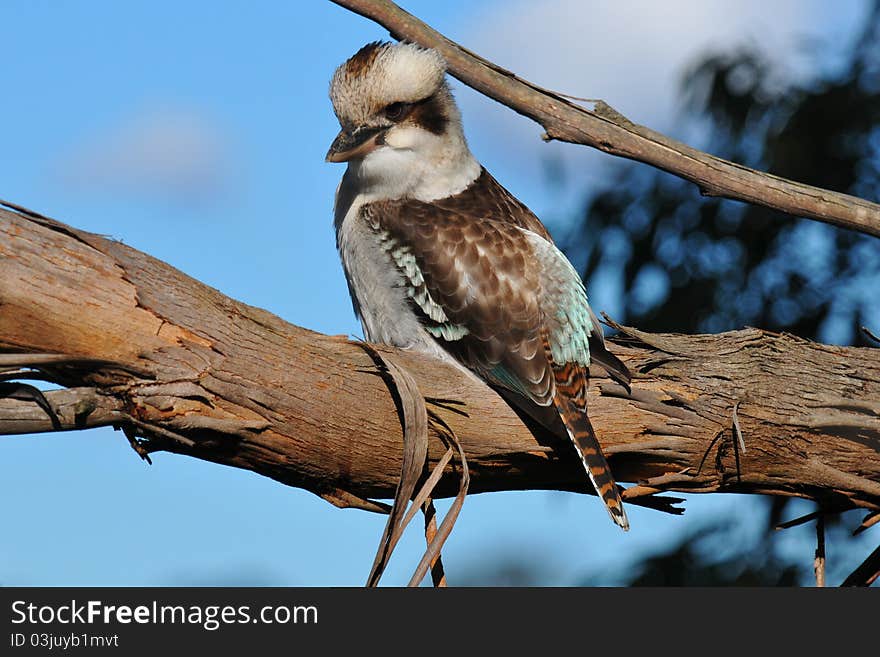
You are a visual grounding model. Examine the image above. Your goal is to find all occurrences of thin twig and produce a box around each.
[731,403,744,483]
[425,396,470,417]
[423,499,447,587]
[853,511,880,536]
[775,510,823,531]
[407,412,469,587]
[732,402,746,455]
[398,448,454,536]
[841,543,880,587]
[319,489,392,514]
[696,430,724,476]
[123,416,197,449]
[122,425,153,464]
[814,514,825,588]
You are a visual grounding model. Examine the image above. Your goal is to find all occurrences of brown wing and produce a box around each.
[362,198,556,405]
[432,168,553,242]
[437,169,633,389]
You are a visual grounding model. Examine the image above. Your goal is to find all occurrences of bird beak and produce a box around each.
[325,126,386,163]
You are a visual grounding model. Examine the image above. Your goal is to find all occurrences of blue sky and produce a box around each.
[1,1,874,585]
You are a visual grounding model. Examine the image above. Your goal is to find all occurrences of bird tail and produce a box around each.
[552,361,629,531]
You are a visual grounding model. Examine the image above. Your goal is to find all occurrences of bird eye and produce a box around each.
[384,102,407,121]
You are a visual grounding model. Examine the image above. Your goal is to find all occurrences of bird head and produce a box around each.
[327,41,456,164]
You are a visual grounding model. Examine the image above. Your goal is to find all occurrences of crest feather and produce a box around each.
[329,41,447,127]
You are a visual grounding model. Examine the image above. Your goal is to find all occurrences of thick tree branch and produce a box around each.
[330,0,880,238]
[2,206,879,516]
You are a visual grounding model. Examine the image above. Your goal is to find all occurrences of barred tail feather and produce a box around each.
[552,362,629,531]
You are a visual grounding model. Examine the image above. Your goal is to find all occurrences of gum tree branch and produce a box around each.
[2,206,879,517]
[330,0,880,238]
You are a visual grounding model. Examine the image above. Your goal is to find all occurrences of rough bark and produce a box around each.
[330,0,880,238]
[2,206,878,516]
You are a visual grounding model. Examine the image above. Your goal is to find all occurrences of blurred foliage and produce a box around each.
[579,498,863,586]
[548,3,880,586]
[565,2,880,345]
[581,520,803,586]
[613,530,802,586]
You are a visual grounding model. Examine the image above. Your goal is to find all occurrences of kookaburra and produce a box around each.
[327,41,632,530]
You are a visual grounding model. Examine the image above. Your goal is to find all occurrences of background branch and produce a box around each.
[330,0,880,238]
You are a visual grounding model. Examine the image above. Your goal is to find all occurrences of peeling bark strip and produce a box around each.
[1,206,879,515]
[330,0,880,238]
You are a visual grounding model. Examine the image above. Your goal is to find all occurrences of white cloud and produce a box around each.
[455,0,869,208]
[54,105,232,202]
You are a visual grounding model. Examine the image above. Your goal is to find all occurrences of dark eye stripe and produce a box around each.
[380,94,448,135]
[406,93,448,135]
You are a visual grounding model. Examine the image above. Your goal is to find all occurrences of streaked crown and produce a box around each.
[329,41,447,129]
